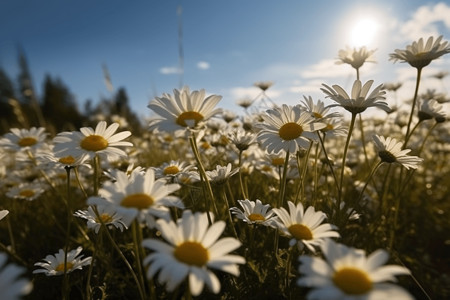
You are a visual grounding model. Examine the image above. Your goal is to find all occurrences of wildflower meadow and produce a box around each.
[1,36,450,300]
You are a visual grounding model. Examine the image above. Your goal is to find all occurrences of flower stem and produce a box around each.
[403,67,423,148]
[238,151,249,200]
[278,150,290,208]
[357,161,382,203]
[336,113,357,220]
[189,133,216,224]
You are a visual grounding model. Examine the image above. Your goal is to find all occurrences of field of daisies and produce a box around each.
[0,36,449,300]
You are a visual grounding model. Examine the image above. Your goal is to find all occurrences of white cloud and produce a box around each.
[159,66,183,75]
[197,61,210,70]
[300,59,354,79]
[400,2,450,40]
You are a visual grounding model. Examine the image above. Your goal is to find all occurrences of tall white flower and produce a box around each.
[142,210,245,296]
[298,239,413,300]
[148,86,222,132]
[33,247,92,276]
[273,201,339,252]
[372,135,423,170]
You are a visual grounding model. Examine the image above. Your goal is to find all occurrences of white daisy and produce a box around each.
[389,35,450,69]
[88,168,183,228]
[53,121,133,160]
[0,127,47,152]
[33,246,92,276]
[337,46,376,70]
[153,160,196,182]
[256,104,326,154]
[74,204,130,234]
[142,210,245,296]
[321,80,390,114]
[372,135,423,170]
[298,239,413,300]
[205,163,239,185]
[6,182,46,201]
[230,199,277,227]
[273,201,340,252]
[148,86,222,132]
[0,210,9,221]
[301,96,341,121]
[418,99,446,123]
[0,253,33,299]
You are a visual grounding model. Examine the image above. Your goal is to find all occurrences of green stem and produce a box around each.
[238,151,249,200]
[337,113,357,220]
[403,67,423,148]
[189,133,216,224]
[62,166,73,300]
[357,161,382,203]
[318,133,339,194]
[418,122,438,156]
[278,150,290,208]
[300,143,313,204]
[358,114,370,168]
[132,221,148,300]
[220,187,238,238]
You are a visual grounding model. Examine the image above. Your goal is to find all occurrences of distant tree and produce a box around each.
[16,47,45,127]
[41,75,86,132]
[0,68,19,133]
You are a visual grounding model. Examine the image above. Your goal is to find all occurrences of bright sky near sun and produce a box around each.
[1,0,450,119]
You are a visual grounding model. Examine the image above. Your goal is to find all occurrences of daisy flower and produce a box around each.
[88,168,183,228]
[230,199,277,227]
[205,163,239,185]
[0,210,9,221]
[297,239,413,300]
[33,246,92,276]
[74,204,130,234]
[142,210,245,296]
[236,98,254,110]
[418,99,446,123]
[153,160,196,182]
[321,80,390,114]
[6,182,46,201]
[0,127,47,152]
[372,135,423,170]
[272,201,339,252]
[0,253,33,299]
[256,104,326,154]
[53,121,133,160]
[254,81,273,91]
[226,128,257,152]
[148,86,222,132]
[300,96,341,121]
[389,35,450,69]
[336,46,376,70]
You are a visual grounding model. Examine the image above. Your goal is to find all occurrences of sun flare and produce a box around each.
[350,18,378,47]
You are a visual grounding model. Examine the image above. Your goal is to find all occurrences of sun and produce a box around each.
[350,18,379,47]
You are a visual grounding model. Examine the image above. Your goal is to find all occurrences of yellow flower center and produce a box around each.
[271,158,285,166]
[164,166,180,175]
[80,135,108,152]
[55,262,74,272]
[96,213,114,223]
[279,123,303,140]
[58,156,76,165]
[378,150,397,163]
[248,213,265,222]
[121,193,154,209]
[174,241,209,266]
[18,137,37,147]
[333,267,373,295]
[19,189,35,198]
[176,111,204,127]
[201,141,211,149]
[323,124,334,131]
[313,112,323,119]
[288,224,313,240]
[261,165,273,172]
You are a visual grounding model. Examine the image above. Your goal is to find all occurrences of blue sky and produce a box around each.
[1,0,450,119]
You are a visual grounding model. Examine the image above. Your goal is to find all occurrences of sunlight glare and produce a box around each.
[350,18,379,47]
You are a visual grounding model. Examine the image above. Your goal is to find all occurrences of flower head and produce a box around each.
[256,104,326,154]
[33,246,92,276]
[204,163,239,185]
[418,99,446,123]
[142,210,245,296]
[6,182,46,201]
[74,204,130,234]
[300,96,341,121]
[88,168,183,227]
[0,127,47,152]
[272,201,339,252]
[337,46,376,70]
[153,160,196,182]
[321,80,389,114]
[0,253,33,299]
[390,35,450,69]
[230,199,277,227]
[148,86,222,132]
[298,239,413,300]
[372,135,423,170]
[53,121,133,160]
